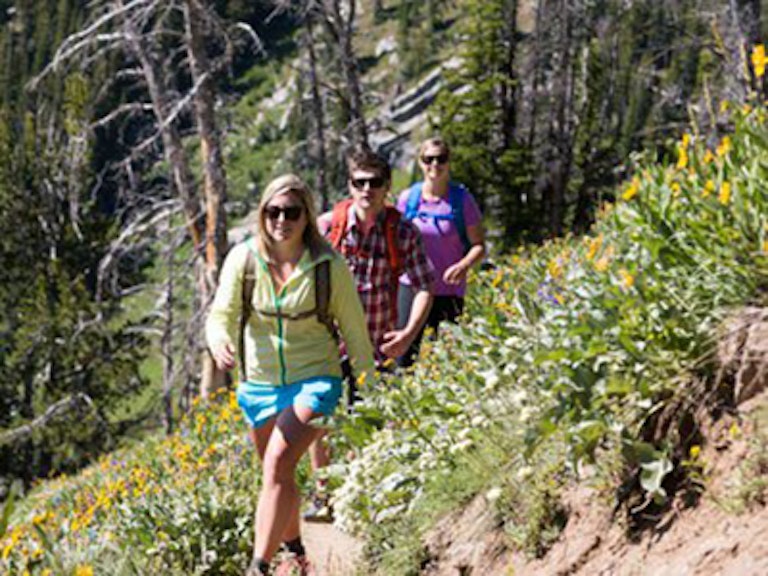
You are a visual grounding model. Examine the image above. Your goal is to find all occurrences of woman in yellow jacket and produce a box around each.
[206,174,375,576]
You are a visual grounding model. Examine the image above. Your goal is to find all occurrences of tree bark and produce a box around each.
[183,0,229,398]
[304,18,330,209]
[161,215,174,434]
[320,0,368,147]
[124,18,204,251]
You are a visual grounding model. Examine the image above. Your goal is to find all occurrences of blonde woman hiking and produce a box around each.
[206,174,374,576]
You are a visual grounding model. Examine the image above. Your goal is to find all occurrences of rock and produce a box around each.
[375,35,397,58]
[718,307,768,405]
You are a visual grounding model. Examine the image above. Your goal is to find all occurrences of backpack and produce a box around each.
[328,198,405,326]
[403,182,471,254]
[238,248,333,379]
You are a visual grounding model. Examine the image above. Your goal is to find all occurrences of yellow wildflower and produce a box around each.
[719,100,730,113]
[619,269,635,289]
[681,133,691,148]
[703,149,714,164]
[703,180,715,198]
[548,258,563,279]
[586,234,603,261]
[718,182,732,205]
[75,566,94,576]
[622,176,640,200]
[689,445,701,459]
[671,182,682,196]
[752,44,766,79]
[357,371,368,386]
[594,257,610,272]
[742,104,752,115]
[729,422,742,438]
[762,240,768,253]
[676,147,688,170]
[716,136,731,157]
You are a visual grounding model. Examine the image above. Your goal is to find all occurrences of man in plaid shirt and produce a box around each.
[303,147,434,522]
[319,146,435,366]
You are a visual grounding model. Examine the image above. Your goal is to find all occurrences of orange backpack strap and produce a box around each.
[383,205,405,326]
[383,206,404,278]
[328,199,353,249]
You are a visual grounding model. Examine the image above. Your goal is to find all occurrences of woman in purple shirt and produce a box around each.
[396,138,486,366]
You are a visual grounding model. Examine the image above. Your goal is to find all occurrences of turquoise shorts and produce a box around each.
[236,376,343,429]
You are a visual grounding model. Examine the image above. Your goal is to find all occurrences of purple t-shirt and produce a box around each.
[396,185,482,297]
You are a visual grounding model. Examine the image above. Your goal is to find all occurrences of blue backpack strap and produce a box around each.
[449,183,471,254]
[404,182,423,221]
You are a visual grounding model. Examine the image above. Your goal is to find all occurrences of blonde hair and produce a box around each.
[418,137,450,160]
[255,174,331,260]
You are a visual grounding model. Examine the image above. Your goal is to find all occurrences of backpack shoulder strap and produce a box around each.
[383,206,405,327]
[449,183,471,254]
[328,199,353,249]
[314,259,335,340]
[239,247,256,380]
[383,206,404,278]
[404,183,423,221]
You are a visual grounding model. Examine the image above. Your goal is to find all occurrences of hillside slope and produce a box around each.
[422,387,768,576]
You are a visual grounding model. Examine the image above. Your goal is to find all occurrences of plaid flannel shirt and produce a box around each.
[324,204,434,365]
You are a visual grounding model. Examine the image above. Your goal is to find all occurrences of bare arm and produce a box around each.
[443,223,486,284]
[380,289,433,359]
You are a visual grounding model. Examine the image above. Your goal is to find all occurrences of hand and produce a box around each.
[380,329,413,359]
[211,342,237,371]
[443,262,468,285]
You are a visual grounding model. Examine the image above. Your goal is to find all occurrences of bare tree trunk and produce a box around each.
[183,0,229,399]
[545,0,575,236]
[320,0,368,147]
[501,0,519,150]
[124,18,203,250]
[304,18,330,209]
[161,216,174,434]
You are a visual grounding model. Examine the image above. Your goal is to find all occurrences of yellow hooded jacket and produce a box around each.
[206,239,375,387]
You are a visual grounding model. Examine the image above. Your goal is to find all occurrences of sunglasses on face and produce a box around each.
[421,153,449,166]
[350,176,386,190]
[264,205,304,221]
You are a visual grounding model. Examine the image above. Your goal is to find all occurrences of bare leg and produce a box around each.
[252,405,319,563]
[308,429,330,474]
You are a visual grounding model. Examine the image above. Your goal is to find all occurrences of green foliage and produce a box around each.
[324,104,767,570]
[430,0,535,245]
[0,393,257,574]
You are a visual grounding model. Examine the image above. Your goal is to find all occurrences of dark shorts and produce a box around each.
[397,284,464,367]
[236,376,343,429]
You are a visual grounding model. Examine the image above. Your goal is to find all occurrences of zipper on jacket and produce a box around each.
[275,292,287,386]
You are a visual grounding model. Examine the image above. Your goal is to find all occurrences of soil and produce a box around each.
[303,520,363,576]
[421,391,768,576]
[306,309,768,575]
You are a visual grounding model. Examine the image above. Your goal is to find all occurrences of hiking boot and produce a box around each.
[274,554,315,576]
[302,493,333,522]
[245,558,271,576]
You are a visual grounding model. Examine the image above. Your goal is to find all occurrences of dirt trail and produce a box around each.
[302,521,363,576]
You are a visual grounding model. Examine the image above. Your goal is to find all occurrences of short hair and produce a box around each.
[345,145,391,183]
[255,174,331,260]
[418,137,451,160]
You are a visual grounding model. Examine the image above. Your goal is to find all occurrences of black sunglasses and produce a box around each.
[264,205,304,221]
[350,176,386,190]
[421,153,449,165]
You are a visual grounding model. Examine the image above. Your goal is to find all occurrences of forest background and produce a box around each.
[0,0,766,573]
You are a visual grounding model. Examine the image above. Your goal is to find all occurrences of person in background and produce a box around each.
[206,174,375,576]
[304,146,435,519]
[396,137,485,367]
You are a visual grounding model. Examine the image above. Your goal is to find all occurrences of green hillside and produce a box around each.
[1,99,765,575]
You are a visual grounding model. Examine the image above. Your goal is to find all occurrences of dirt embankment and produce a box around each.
[420,309,768,576]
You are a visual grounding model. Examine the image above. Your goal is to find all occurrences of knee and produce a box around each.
[262,449,295,485]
